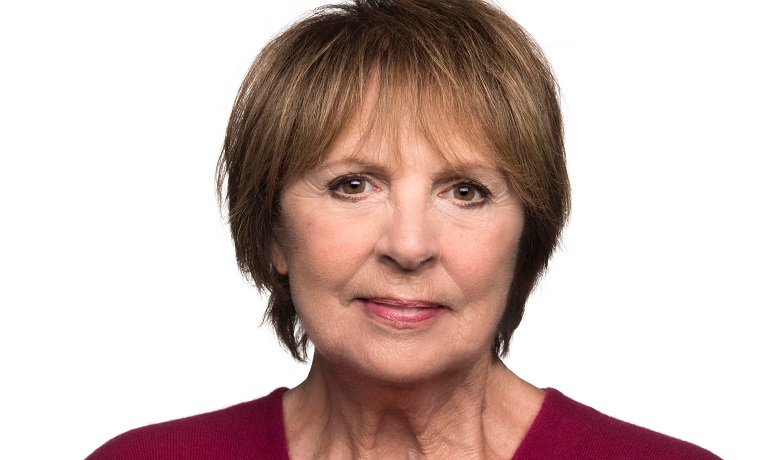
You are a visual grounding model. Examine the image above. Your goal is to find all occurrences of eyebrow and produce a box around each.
[313,158,390,177]
[315,157,507,183]
[432,164,508,184]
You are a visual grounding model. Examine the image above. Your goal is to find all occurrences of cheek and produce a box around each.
[281,209,381,353]
[283,208,375,292]
[445,219,522,307]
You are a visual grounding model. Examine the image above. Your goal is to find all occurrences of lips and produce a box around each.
[360,297,445,326]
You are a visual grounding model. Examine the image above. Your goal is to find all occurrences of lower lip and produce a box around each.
[361,299,444,326]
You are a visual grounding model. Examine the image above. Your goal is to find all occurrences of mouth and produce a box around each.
[359,297,446,327]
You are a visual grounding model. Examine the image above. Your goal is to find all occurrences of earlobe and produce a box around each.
[270,236,289,275]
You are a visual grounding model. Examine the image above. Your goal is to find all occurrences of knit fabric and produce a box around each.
[87,387,720,459]
[512,389,720,459]
[86,388,290,460]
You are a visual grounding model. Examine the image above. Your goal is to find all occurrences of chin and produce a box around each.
[314,333,493,387]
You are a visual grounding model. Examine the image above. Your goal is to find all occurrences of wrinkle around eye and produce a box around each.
[327,174,383,202]
[437,181,491,209]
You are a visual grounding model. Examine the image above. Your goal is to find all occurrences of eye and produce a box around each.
[327,175,376,199]
[340,178,372,195]
[445,181,489,205]
[452,185,478,201]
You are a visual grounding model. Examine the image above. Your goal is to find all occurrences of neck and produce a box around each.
[283,352,543,459]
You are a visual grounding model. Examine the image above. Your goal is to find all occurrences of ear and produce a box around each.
[269,233,289,275]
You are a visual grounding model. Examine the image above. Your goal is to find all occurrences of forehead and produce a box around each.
[321,79,499,172]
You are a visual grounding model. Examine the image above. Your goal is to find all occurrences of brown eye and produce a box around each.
[341,178,370,194]
[444,181,490,206]
[453,185,476,201]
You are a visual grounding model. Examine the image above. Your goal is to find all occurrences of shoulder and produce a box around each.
[85,388,290,460]
[514,388,721,460]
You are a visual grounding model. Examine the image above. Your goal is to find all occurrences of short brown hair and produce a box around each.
[217,0,570,361]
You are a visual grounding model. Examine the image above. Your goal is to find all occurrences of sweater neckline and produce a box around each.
[272,386,560,460]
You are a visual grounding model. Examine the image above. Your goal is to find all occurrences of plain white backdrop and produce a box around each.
[1,1,764,458]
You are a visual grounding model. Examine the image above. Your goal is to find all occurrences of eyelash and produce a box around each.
[326,174,376,201]
[326,174,492,207]
[445,179,492,208]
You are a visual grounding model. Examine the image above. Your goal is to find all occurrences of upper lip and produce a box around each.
[362,297,445,309]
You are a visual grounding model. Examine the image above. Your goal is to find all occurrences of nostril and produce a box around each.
[376,222,439,270]
[380,252,436,272]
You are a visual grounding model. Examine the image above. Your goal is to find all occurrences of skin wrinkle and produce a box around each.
[212,2,572,456]
[275,83,542,458]
[218,0,569,361]
[285,353,539,459]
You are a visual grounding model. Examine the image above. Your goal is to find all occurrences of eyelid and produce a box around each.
[445,178,492,197]
[326,173,378,199]
[453,178,491,196]
[326,173,373,189]
[325,173,492,206]
[441,178,492,207]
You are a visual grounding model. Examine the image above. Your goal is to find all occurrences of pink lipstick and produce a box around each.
[361,297,444,326]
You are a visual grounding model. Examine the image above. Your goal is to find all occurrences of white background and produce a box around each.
[1,1,764,458]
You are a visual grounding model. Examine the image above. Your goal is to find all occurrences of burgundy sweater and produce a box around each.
[87,388,720,459]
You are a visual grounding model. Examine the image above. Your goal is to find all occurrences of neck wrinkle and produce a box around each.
[285,351,535,459]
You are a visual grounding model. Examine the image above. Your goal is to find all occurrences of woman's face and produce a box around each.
[271,106,525,382]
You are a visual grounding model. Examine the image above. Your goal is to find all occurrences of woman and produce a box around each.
[88,0,720,458]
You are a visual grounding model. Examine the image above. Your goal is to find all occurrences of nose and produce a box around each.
[375,198,439,271]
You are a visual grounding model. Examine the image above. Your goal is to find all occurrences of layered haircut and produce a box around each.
[217,0,570,361]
